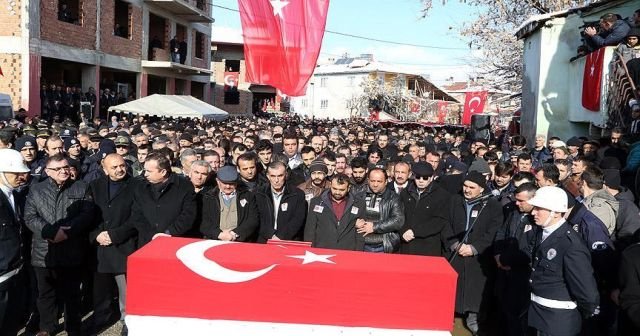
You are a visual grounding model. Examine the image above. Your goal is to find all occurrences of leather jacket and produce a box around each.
[364,187,404,253]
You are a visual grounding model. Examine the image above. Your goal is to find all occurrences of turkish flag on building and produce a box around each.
[437,101,449,124]
[126,238,457,335]
[582,48,605,112]
[223,72,239,91]
[239,0,330,96]
[0,66,3,76]
[461,91,488,125]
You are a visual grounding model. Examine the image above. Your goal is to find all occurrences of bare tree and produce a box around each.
[420,0,598,92]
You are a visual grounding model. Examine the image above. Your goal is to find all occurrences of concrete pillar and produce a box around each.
[139,73,148,98]
[167,77,175,95]
[183,79,191,95]
[81,65,98,92]
[26,53,41,117]
[204,83,211,104]
[94,65,101,119]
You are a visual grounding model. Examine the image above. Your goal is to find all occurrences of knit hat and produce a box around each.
[468,158,491,175]
[603,169,621,189]
[64,137,80,151]
[309,159,328,174]
[464,171,487,189]
[14,136,36,151]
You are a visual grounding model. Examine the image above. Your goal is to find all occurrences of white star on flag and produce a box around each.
[269,0,289,18]
[288,251,336,265]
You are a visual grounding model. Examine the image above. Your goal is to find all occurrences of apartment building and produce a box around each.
[0,0,213,117]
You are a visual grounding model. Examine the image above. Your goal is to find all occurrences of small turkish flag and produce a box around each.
[582,48,605,112]
[126,238,457,335]
[0,66,3,76]
[462,91,488,125]
[223,71,239,91]
[437,101,449,123]
[239,0,330,96]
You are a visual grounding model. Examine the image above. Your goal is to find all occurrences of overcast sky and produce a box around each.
[212,0,480,83]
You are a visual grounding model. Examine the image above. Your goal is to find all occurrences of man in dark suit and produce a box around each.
[304,173,365,250]
[128,152,196,247]
[256,161,307,243]
[199,166,259,241]
[0,149,30,336]
[89,154,138,335]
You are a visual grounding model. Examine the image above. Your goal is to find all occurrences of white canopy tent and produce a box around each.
[108,94,229,121]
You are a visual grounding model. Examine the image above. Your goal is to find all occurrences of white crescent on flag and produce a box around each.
[176,240,277,283]
[468,96,481,108]
[224,74,237,87]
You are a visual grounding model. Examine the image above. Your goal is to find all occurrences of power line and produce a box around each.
[211,4,469,51]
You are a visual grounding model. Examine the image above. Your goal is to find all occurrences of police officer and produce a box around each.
[0,149,31,335]
[527,186,600,336]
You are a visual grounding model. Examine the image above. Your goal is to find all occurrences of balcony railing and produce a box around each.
[144,0,213,22]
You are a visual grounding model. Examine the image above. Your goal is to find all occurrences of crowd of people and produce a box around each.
[0,114,639,336]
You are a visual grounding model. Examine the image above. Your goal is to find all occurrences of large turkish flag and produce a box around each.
[582,48,605,112]
[126,238,457,335]
[239,0,330,96]
[461,91,488,125]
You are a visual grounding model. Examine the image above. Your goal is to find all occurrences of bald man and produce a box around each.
[89,154,138,333]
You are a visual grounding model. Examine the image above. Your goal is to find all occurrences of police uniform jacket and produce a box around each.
[0,188,24,289]
[527,220,599,336]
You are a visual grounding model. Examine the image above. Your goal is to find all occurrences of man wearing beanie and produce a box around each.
[444,170,503,335]
[298,158,329,201]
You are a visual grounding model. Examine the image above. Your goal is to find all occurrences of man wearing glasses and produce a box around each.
[398,162,451,256]
[24,153,94,336]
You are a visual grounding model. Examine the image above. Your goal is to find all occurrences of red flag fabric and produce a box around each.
[126,238,457,335]
[223,72,239,91]
[0,66,3,76]
[436,101,449,123]
[582,48,605,112]
[462,91,488,125]
[239,0,330,96]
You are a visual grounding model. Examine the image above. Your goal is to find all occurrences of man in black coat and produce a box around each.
[128,152,196,248]
[0,149,30,336]
[24,154,95,336]
[89,154,138,334]
[236,153,268,193]
[399,162,450,256]
[493,182,537,336]
[443,171,502,335]
[304,173,365,250]
[199,166,259,242]
[256,161,307,243]
[619,241,640,335]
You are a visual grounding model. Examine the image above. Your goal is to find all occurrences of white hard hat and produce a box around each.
[527,186,568,213]
[551,141,567,149]
[0,149,30,173]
